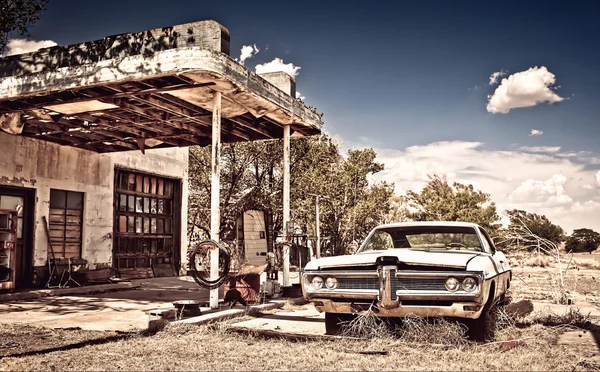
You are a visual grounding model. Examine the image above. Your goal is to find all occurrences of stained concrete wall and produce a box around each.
[0,131,189,279]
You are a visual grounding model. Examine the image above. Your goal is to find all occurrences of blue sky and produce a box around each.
[10,0,600,232]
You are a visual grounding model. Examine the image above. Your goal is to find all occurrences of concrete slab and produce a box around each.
[231,306,326,336]
[0,282,138,302]
[530,300,600,319]
[0,276,217,332]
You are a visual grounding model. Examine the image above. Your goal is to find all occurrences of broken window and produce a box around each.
[49,190,84,259]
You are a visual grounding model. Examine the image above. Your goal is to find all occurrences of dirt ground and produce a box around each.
[0,254,599,371]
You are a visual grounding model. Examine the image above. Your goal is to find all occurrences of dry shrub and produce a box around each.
[524,256,550,267]
[572,257,600,270]
[531,307,592,329]
[396,316,469,347]
[340,308,469,347]
[340,308,393,339]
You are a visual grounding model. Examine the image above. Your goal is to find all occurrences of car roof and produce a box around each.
[376,221,482,229]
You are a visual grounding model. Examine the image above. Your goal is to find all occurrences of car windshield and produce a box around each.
[358,225,484,253]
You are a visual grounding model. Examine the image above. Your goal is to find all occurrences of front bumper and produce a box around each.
[302,268,489,319]
[312,299,485,319]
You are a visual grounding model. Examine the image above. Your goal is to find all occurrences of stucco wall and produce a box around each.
[0,131,189,273]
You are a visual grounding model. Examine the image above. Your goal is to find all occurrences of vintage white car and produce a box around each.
[301,221,512,341]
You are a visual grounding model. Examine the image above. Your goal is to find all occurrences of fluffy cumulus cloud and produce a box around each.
[509,174,573,206]
[4,39,57,56]
[239,44,259,65]
[530,129,544,136]
[489,70,508,85]
[296,91,305,100]
[255,58,301,77]
[359,141,600,233]
[486,66,564,114]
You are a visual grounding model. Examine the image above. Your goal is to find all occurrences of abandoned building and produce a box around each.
[0,20,322,290]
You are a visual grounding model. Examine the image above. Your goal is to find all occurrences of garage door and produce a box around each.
[113,169,180,279]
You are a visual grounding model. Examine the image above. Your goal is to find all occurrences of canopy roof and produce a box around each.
[0,20,322,152]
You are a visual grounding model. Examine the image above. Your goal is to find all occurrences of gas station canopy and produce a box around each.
[0,20,322,153]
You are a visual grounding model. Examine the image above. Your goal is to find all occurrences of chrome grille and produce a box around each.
[393,277,447,291]
[336,277,379,291]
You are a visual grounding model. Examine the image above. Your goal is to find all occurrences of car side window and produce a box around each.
[479,228,496,254]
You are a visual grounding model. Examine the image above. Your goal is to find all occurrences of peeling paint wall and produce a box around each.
[0,131,189,276]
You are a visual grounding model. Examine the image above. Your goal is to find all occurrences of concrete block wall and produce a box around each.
[0,131,189,281]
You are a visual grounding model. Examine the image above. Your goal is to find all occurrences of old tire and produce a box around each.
[325,313,354,335]
[467,302,500,342]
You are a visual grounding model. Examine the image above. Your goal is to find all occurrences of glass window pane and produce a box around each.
[157,219,164,234]
[151,218,156,234]
[143,198,150,214]
[17,217,23,239]
[158,200,164,214]
[119,216,127,232]
[128,174,135,191]
[165,182,173,196]
[136,175,143,192]
[157,179,164,196]
[135,197,143,213]
[164,200,172,215]
[66,192,83,209]
[136,217,142,233]
[150,178,157,194]
[0,196,24,216]
[165,219,172,234]
[127,216,135,232]
[150,199,157,214]
[143,177,150,193]
[119,195,127,211]
[50,190,66,208]
[127,196,135,212]
[143,217,150,234]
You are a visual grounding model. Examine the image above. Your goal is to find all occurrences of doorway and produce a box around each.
[0,186,35,288]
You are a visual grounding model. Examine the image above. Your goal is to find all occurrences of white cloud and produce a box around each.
[509,174,573,206]
[530,129,544,136]
[489,70,507,85]
[296,91,305,100]
[519,146,561,153]
[239,44,259,65]
[364,140,600,233]
[583,184,594,190]
[255,58,301,77]
[596,170,600,186]
[486,66,564,114]
[4,39,57,56]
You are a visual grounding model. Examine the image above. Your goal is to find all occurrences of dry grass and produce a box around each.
[1,319,595,372]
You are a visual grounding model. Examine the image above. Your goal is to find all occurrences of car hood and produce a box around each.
[305,249,486,270]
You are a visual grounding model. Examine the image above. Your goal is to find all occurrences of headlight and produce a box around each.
[325,277,338,289]
[462,277,477,292]
[310,276,324,289]
[445,277,459,292]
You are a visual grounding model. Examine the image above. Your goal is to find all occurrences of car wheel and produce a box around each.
[324,312,355,335]
[467,302,499,342]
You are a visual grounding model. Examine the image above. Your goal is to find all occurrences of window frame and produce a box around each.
[48,189,84,259]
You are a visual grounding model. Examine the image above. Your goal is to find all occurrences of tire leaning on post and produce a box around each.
[188,239,231,290]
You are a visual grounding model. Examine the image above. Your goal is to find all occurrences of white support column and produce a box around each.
[210,91,222,309]
[282,124,291,287]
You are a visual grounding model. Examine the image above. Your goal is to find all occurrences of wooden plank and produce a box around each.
[118,267,153,280]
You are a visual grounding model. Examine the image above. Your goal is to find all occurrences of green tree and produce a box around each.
[187,134,394,256]
[1,0,49,51]
[504,209,565,246]
[565,228,600,253]
[403,174,501,233]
